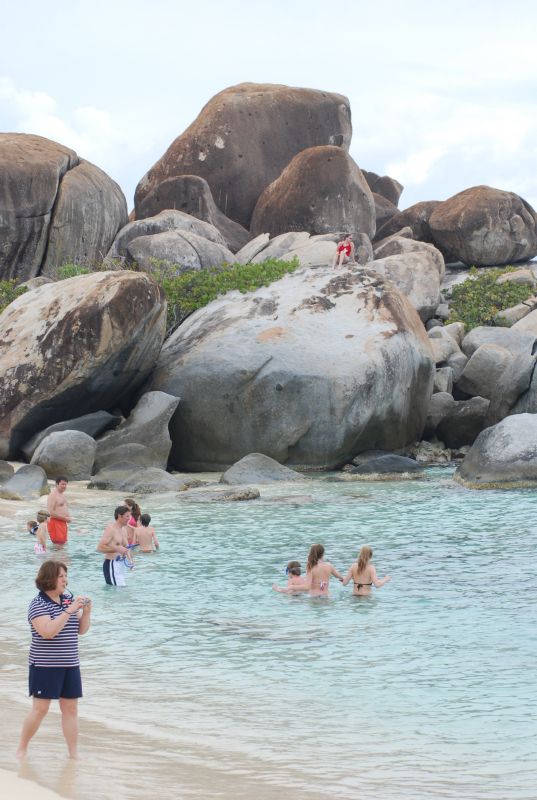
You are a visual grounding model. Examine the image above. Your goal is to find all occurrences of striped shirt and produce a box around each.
[28,591,80,667]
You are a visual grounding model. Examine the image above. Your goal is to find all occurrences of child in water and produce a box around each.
[272,560,307,593]
[26,520,38,537]
[133,514,159,553]
[33,511,50,555]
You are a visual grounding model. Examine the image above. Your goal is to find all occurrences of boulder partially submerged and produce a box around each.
[455,413,537,488]
[221,453,304,485]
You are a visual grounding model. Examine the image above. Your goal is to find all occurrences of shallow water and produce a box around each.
[0,469,536,799]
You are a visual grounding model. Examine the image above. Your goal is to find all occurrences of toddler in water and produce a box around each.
[33,511,50,554]
[272,561,307,593]
[26,520,38,537]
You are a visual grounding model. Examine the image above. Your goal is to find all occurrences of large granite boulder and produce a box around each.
[423,392,457,439]
[21,410,122,462]
[250,146,375,240]
[373,193,399,231]
[31,431,97,481]
[88,463,190,493]
[369,241,445,321]
[436,397,490,448]
[94,391,179,472]
[124,231,234,274]
[0,464,49,500]
[133,175,251,253]
[374,200,440,244]
[486,352,537,425]
[456,344,514,399]
[362,171,404,206]
[0,272,166,459]
[148,266,434,471]
[350,454,423,475]
[135,83,352,229]
[455,413,537,488]
[250,232,311,263]
[221,453,304,484]
[429,186,537,266]
[461,326,537,358]
[0,133,126,281]
[0,460,15,484]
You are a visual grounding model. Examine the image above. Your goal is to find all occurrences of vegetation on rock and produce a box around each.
[0,280,27,315]
[447,266,534,330]
[56,264,92,280]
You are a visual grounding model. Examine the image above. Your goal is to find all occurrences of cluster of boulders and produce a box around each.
[1,82,537,491]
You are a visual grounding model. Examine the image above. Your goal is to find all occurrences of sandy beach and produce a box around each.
[0,768,63,800]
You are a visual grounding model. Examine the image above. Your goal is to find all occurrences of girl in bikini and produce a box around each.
[342,545,391,597]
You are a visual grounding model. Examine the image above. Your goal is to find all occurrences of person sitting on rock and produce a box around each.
[332,234,355,268]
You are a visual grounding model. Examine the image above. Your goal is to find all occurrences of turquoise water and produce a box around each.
[0,469,536,799]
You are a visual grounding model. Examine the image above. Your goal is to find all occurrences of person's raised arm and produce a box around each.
[79,599,92,635]
[370,565,391,588]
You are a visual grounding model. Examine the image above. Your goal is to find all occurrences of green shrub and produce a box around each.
[154,257,300,335]
[0,280,27,315]
[56,263,92,280]
[447,266,535,331]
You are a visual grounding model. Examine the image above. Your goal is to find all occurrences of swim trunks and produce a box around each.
[103,556,127,587]
[48,518,68,545]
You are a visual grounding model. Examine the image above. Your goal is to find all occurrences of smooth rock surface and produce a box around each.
[133,175,251,252]
[250,146,375,240]
[94,391,179,472]
[456,344,514,399]
[0,272,166,459]
[429,186,537,266]
[461,326,537,358]
[371,243,445,321]
[0,460,15,484]
[125,230,234,273]
[423,392,457,438]
[21,411,122,462]
[221,453,304,484]
[362,171,403,206]
[31,431,97,480]
[149,266,434,470]
[436,397,490,448]
[0,464,49,500]
[350,454,423,474]
[88,464,189,493]
[456,413,537,488]
[486,352,537,424]
[135,83,352,229]
[374,200,441,244]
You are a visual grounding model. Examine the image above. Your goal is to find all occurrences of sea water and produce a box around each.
[0,469,535,799]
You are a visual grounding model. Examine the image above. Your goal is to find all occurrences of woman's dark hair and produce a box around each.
[307,544,325,572]
[35,560,67,592]
[124,498,141,521]
[140,513,151,526]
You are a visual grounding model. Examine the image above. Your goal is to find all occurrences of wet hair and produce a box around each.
[35,560,67,592]
[55,476,68,484]
[114,505,130,520]
[140,513,151,527]
[36,511,50,523]
[124,498,141,521]
[356,546,373,574]
[286,560,301,576]
[307,544,325,572]
[27,520,37,529]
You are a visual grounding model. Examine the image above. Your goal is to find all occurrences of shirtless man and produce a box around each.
[47,476,71,545]
[133,514,159,553]
[96,506,130,587]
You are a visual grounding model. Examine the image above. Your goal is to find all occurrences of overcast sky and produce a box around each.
[2,0,536,214]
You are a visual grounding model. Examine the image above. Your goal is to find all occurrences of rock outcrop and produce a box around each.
[133,175,251,253]
[0,272,166,459]
[221,453,304,484]
[0,465,49,500]
[31,431,97,481]
[374,200,440,243]
[455,413,537,488]
[250,146,375,240]
[94,391,179,472]
[148,266,434,471]
[0,133,127,281]
[362,171,404,207]
[21,411,122,462]
[135,83,352,229]
[429,186,537,267]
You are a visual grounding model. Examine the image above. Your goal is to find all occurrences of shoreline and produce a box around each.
[0,768,63,800]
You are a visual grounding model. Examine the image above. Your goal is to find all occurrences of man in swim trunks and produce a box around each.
[332,234,355,268]
[47,477,71,545]
[96,506,131,587]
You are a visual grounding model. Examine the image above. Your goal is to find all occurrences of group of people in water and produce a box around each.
[273,543,390,597]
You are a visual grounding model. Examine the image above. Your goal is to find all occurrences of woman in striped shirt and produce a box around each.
[17,560,92,759]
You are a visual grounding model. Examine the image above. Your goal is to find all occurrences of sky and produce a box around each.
[1,0,537,215]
